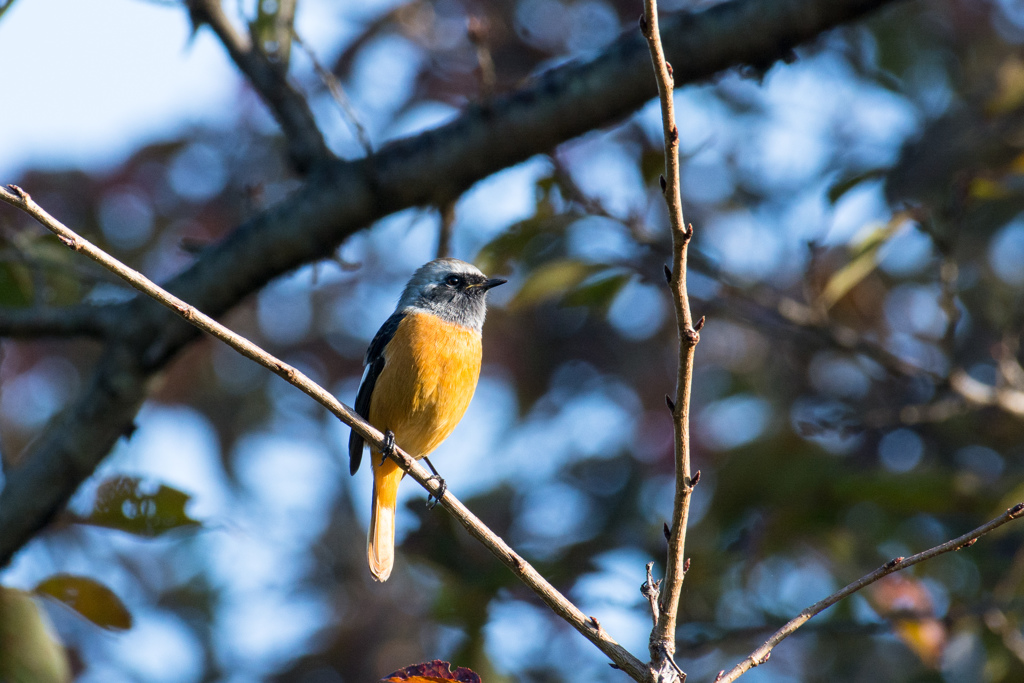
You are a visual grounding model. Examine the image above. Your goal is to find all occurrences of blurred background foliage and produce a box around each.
[3,0,1024,681]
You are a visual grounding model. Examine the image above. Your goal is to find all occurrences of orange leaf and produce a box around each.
[34,574,132,631]
[380,660,481,682]
[869,575,946,668]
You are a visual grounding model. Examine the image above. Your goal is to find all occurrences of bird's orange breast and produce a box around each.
[368,311,483,459]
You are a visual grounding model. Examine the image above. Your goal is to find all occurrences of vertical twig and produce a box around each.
[640,1,701,679]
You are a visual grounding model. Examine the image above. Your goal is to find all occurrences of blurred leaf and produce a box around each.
[80,476,200,537]
[252,0,295,68]
[33,574,132,631]
[969,176,1012,200]
[24,235,85,304]
[827,169,887,204]
[0,587,71,683]
[510,259,604,309]
[869,575,946,668]
[988,56,1024,116]
[562,271,631,311]
[818,213,908,310]
[475,213,578,275]
[380,660,481,682]
[0,261,33,306]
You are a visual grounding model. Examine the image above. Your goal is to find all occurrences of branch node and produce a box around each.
[690,470,701,487]
[588,616,602,632]
[638,14,647,34]
[608,662,620,670]
[683,557,690,573]
[885,557,905,569]
[663,264,672,284]
[668,126,679,144]
[715,672,725,682]
[666,61,674,80]
[665,394,676,413]
[8,184,29,202]
[694,316,706,332]
[663,522,671,541]
[1010,502,1024,518]
[659,174,667,193]
[958,538,978,550]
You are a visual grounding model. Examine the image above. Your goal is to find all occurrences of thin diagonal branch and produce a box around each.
[187,0,330,171]
[716,504,1024,682]
[0,184,649,680]
[641,1,700,679]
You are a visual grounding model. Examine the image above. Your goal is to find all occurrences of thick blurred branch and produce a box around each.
[641,1,700,680]
[0,304,111,338]
[717,503,1024,682]
[187,0,330,172]
[0,0,901,595]
[0,184,650,680]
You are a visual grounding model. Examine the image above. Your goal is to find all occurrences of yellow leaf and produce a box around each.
[34,574,132,631]
[510,259,602,309]
[969,177,1011,200]
[987,56,1024,115]
[0,587,71,683]
[817,213,909,310]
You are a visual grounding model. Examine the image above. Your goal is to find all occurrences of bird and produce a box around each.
[348,258,506,582]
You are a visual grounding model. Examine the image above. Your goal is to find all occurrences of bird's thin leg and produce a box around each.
[423,457,447,509]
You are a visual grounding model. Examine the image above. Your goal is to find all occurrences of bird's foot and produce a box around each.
[425,474,447,510]
[378,429,396,466]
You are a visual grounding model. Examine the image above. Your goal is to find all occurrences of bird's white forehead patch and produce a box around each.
[416,258,484,283]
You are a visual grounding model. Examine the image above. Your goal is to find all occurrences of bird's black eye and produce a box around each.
[445,274,463,287]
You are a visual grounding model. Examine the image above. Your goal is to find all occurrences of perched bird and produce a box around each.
[348,258,506,581]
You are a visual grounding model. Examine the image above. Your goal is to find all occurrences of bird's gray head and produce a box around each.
[397,258,506,332]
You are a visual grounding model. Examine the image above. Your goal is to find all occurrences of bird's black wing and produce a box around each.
[348,311,406,475]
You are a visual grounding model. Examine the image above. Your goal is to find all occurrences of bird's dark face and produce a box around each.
[398,258,506,331]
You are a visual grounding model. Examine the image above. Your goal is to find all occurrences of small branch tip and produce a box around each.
[665,394,676,412]
[691,470,701,486]
[666,62,673,79]
[663,522,671,541]
[885,557,905,569]
[715,672,725,682]
[694,315,706,331]
[588,616,602,631]
[959,538,978,550]
[663,264,672,284]
[638,14,647,33]
[608,662,620,670]
[669,126,679,144]
[683,557,691,573]
[659,174,667,193]
[1010,503,1024,517]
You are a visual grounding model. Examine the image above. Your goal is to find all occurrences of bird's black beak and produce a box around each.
[480,278,507,291]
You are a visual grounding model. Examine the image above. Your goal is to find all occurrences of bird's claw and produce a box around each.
[425,475,447,510]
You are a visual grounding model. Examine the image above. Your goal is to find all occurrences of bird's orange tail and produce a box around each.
[368,456,404,582]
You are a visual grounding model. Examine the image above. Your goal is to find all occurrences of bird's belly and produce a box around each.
[368,312,483,458]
